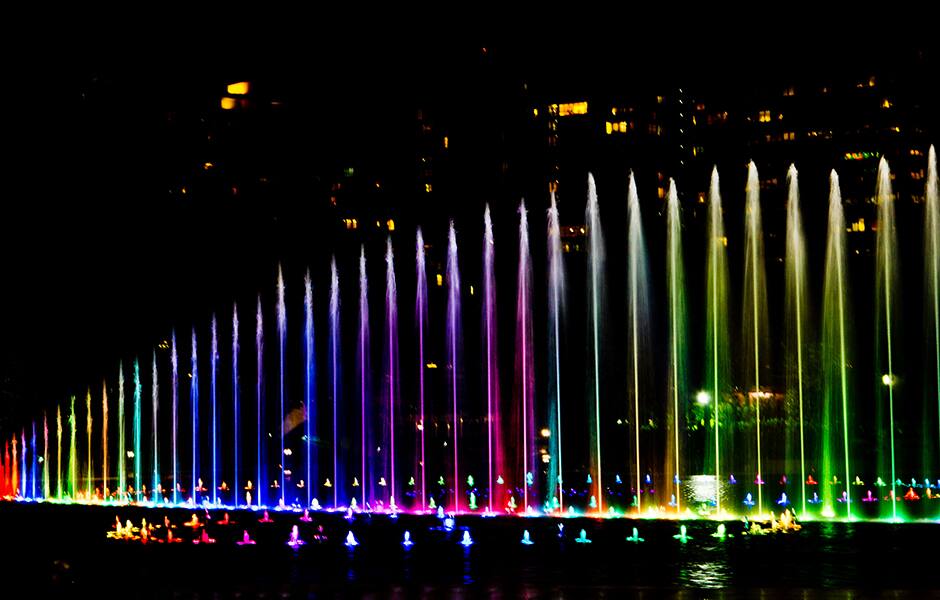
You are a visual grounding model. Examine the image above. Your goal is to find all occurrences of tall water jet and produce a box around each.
[358,246,371,507]
[149,351,159,502]
[133,360,142,501]
[190,330,199,504]
[85,389,92,499]
[277,266,287,506]
[20,431,26,497]
[117,363,125,499]
[232,305,240,505]
[665,179,687,513]
[56,405,63,499]
[304,272,316,507]
[924,145,939,476]
[785,165,810,516]
[30,421,36,499]
[68,396,77,498]
[329,258,341,507]
[875,157,900,519]
[821,170,852,518]
[446,221,463,512]
[384,238,400,506]
[586,173,606,513]
[705,167,731,514]
[101,381,108,499]
[482,205,505,510]
[171,332,178,504]
[415,230,429,510]
[42,412,49,499]
[255,296,265,507]
[743,161,770,516]
[514,201,536,511]
[626,173,651,513]
[546,194,566,511]
[211,315,218,505]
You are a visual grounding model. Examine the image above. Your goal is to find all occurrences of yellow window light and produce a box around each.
[227,81,250,95]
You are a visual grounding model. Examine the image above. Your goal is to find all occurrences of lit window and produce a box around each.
[220,97,236,110]
[605,121,613,135]
[425,183,432,193]
[387,219,395,231]
[227,82,250,95]
[758,110,771,123]
[783,87,795,97]
[658,187,665,199]
[532,108,539,117]
[203,162,214,170]
[783,132,795,141]
[436,274,443,287]
[869,76,876,87]
[557,101,588,117]
[882,99,892,109]
[443,136,449,149]
[469,285,474,296]
[548,181,558,193]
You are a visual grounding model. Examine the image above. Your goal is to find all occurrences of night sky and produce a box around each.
[2,30,936,432]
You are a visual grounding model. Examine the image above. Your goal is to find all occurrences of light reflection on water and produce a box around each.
[679,560,731,589]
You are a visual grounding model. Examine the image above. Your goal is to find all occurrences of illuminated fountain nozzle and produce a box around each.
[287,525,304,548]
[673,525,691,542]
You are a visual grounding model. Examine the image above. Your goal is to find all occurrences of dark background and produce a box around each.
[2,27,938,488]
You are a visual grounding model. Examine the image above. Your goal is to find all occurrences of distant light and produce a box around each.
[436,273,443,287]
[127,451,135,458]
[203,162,214,170]
[469,285,474,296]
[227,81,250,96]
[882,374,894,387]
[386,219,395,232]
[426,363,438,370]
[557,101,588,117]
[443,136,449,149]
[284,448,293,456]
[696,391,710,406]
[220,97,237,110]
[532,107,538,117]
[540,428,551,438]
[425,183,433,193]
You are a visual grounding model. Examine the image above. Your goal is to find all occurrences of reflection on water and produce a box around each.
[679,561,730,589]
[2,503,939,596]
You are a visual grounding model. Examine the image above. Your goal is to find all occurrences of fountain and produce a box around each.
[482,205,505,513]
[547,193,565,511]
[2,156,939,530]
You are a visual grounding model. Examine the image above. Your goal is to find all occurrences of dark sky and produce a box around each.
[1,29,935,421]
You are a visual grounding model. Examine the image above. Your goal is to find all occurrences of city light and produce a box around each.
[696,391,710,406]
